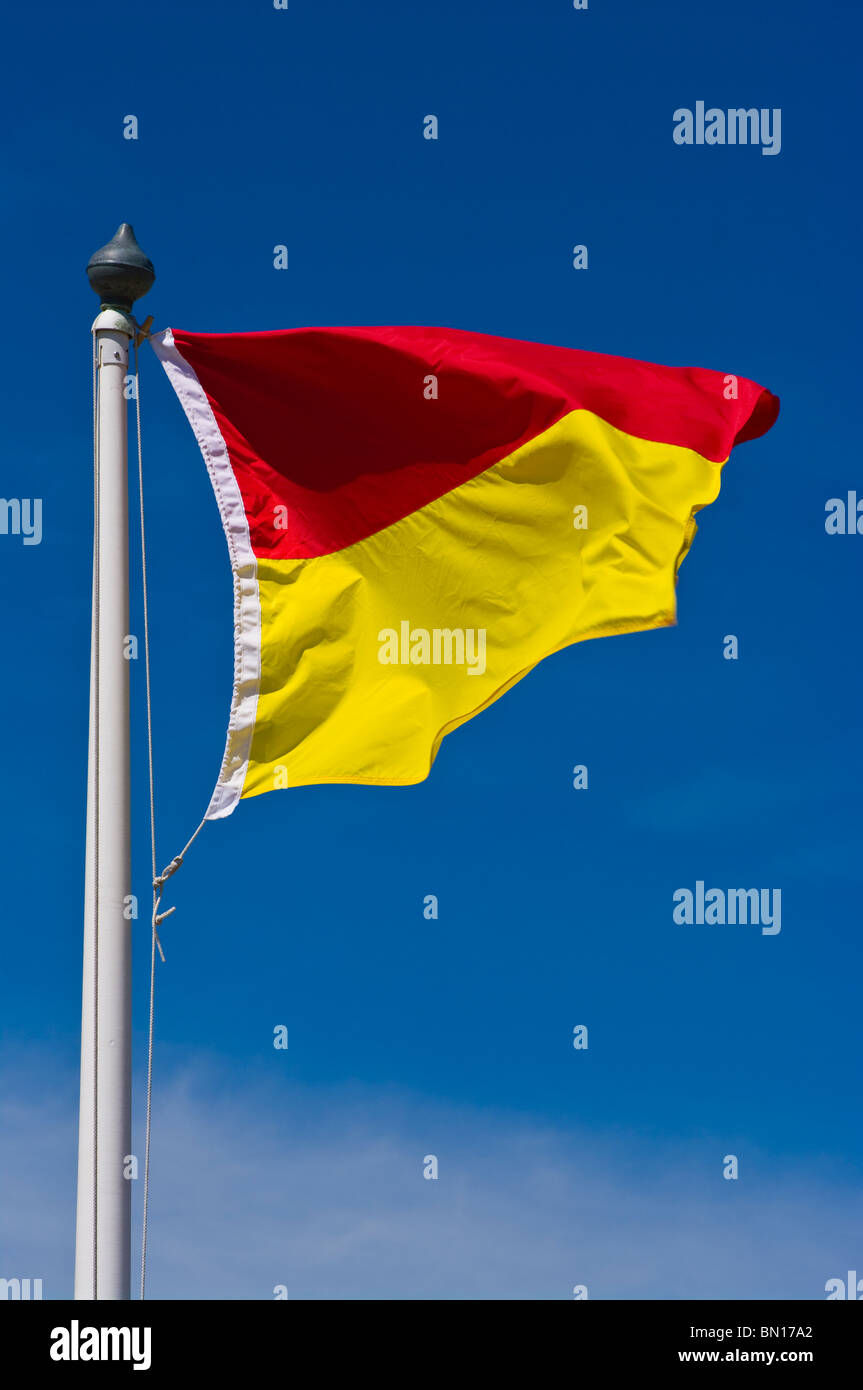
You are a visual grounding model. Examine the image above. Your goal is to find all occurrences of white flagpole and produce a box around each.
[74,225,154,1300]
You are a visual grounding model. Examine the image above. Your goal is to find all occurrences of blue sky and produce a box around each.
[1,0,860,1298]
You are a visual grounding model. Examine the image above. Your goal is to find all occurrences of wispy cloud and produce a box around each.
[1,1049,858,1300]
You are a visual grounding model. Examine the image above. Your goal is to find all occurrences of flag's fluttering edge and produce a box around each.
[153,325,778,817]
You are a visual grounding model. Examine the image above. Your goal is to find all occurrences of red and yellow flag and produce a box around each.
[153,325,778,816]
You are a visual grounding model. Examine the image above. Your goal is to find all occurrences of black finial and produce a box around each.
[86,223,155,312]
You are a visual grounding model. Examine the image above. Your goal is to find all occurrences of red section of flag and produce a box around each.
[172,326,778,560]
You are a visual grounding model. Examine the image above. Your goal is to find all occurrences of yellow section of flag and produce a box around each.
[244,409,720,793]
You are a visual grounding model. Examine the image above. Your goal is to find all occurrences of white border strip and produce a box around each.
[150,328,261,819]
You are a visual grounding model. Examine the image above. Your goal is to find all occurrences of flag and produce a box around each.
[153,325,778,816]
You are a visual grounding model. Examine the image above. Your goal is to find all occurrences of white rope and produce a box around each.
[135,338,159,1302]
[135,335,209,1299]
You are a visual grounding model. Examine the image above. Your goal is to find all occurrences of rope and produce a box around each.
[91,332,100,1301]
[135,336,209,1299]
[136,338,159,1302]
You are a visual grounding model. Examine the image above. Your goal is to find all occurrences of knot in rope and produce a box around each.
[152,855,184,934]
[154,854,183,890]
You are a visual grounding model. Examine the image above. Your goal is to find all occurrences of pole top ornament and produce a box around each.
[86,223,155,312]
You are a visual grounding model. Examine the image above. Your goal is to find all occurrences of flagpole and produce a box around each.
[74,225,154,1300]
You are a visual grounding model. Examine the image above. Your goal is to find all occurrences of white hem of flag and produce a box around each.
[150,328,261,820]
